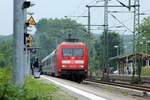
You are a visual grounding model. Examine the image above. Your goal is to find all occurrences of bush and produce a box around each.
[0,67,25,100]
[0,67,12,85]
[0,67,57,100]
[0,83,24,100]
[24,77,58,100]
[141,66,150,77]
[0,82,53,100]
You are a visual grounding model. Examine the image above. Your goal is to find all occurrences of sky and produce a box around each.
[0,0,150,36]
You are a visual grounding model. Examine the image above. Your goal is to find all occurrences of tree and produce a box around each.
[137,17,150,53]
[33,18,95,72]
[132,17,150,83]
[95,32,123,72]
[0,37,13,68]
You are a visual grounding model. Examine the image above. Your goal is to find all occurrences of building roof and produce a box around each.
[109,52,150,62]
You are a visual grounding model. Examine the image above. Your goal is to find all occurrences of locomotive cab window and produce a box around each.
[63,48,83,57]
[63,48,72,56]
[73,48,83,57]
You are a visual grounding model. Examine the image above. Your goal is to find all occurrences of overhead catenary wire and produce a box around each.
[110,14,133,33]
[74,0,132,28]
[88,0,104,5]
[140,8,150,15]
[141,8,150,13]
[116,0,129,9]
[72,0,104,21]
[72,0,86,16]
[67,0,145,35]
[108,11,134,13]
[110,15,133,29]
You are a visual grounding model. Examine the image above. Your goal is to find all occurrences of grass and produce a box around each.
[0,67,58,100]
[121,91,129,96]
[24,77,58,99]
[0,67,12,85]
[141,66,150,77]
[0,67,77,100]
[50,90,77,100]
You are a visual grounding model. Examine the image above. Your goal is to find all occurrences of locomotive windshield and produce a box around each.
[63,48,83,57]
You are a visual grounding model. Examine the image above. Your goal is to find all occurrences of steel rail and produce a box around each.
[85,79,150,92]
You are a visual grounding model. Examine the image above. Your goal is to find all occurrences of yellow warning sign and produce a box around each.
[27,16,36,26]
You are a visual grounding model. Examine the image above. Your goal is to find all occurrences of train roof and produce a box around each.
[59,42,86,46]
[41,50,55,63]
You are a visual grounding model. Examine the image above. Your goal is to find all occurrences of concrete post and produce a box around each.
[27,50,31,75]
[13,0,25,87]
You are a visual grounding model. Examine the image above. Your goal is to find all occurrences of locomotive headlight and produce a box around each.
[62,60,70,64]
[80,65,84,68]
[62,65,66,68]
[75,60,84,64]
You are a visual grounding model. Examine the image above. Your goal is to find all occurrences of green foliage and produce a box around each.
[0,37,13,68]
[137,17,150,53]
[94,32,123,71]
[33,18,94,59]
[33,18,124,73]
[24,78,58,99]
[0,67,57,100]
[131,76,140,84]
[0,83,25,100]
[101,32,123,57]
[0,67,12,85]
[94,39,102,70]
[141,66,150,77]
[133,17,150,82]
[0,80,55,100]
[0,67,25,100]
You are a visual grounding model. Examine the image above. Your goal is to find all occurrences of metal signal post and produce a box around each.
[133,0,141,82]
[86,0,139,81]
[133,0,140,54]
[87,6,91,36]
[103,0,109,70]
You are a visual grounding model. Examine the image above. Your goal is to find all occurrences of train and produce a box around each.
[42,39,88,82]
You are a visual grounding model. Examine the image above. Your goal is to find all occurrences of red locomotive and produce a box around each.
[42,39,88,82]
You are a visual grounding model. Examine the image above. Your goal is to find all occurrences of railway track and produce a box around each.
[84,78,150,93]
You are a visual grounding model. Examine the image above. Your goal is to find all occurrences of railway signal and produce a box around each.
[24,33,32,48]
[24,33,29,45]
[26,34,32,48]
[22,1,35,9]
[23,0,36,77]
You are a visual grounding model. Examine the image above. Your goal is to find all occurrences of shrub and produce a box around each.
[0,67,12,85]
[0,67,57,100]
[141,66,150,77]
[0,83,24,100]
[24,77,58,100]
